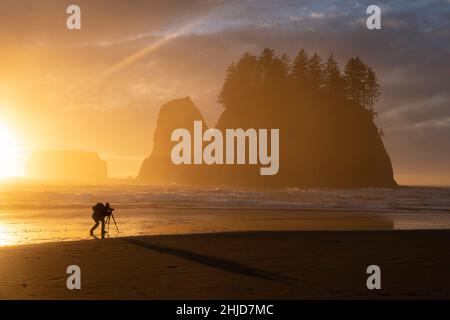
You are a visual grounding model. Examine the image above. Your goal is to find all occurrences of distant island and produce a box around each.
[139,48,396,188]
[26,150,107,182]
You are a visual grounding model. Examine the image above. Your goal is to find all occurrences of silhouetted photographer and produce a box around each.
[90,202,116,239]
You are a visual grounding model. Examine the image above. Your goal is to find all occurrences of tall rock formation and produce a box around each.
[137,97,209,185]
[137,96,396,188]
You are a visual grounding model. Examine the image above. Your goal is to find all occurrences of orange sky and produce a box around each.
[0,0,448,186]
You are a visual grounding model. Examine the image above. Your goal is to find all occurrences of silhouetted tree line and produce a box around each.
[219,48,381,118]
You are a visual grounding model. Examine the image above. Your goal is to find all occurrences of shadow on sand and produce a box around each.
[125,237,298,286]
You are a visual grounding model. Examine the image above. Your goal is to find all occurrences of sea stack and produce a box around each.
[26,150,107,182]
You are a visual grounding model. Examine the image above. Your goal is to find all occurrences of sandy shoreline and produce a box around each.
[0,230,449,299]
[2,207,434,246]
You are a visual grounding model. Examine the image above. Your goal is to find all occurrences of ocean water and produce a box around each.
[0,184,449,246]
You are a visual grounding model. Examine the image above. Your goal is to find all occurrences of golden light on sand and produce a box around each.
[0,121,23,178]
[0,224,13,246]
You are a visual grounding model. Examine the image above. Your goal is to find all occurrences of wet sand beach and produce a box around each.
[1,229,449,299]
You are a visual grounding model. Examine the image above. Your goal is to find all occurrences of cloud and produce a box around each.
[0,0,448,181]
[0,0,229,43]
[412,117,450,130]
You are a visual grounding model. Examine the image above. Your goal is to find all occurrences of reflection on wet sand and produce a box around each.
[0,208,397,246]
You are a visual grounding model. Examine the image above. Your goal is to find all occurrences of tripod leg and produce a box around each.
[111,214,120,233]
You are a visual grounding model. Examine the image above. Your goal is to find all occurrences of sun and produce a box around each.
[0,121,23,178]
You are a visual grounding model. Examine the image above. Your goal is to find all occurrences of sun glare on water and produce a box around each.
[0,121,23,178]
[0,224,14,246]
